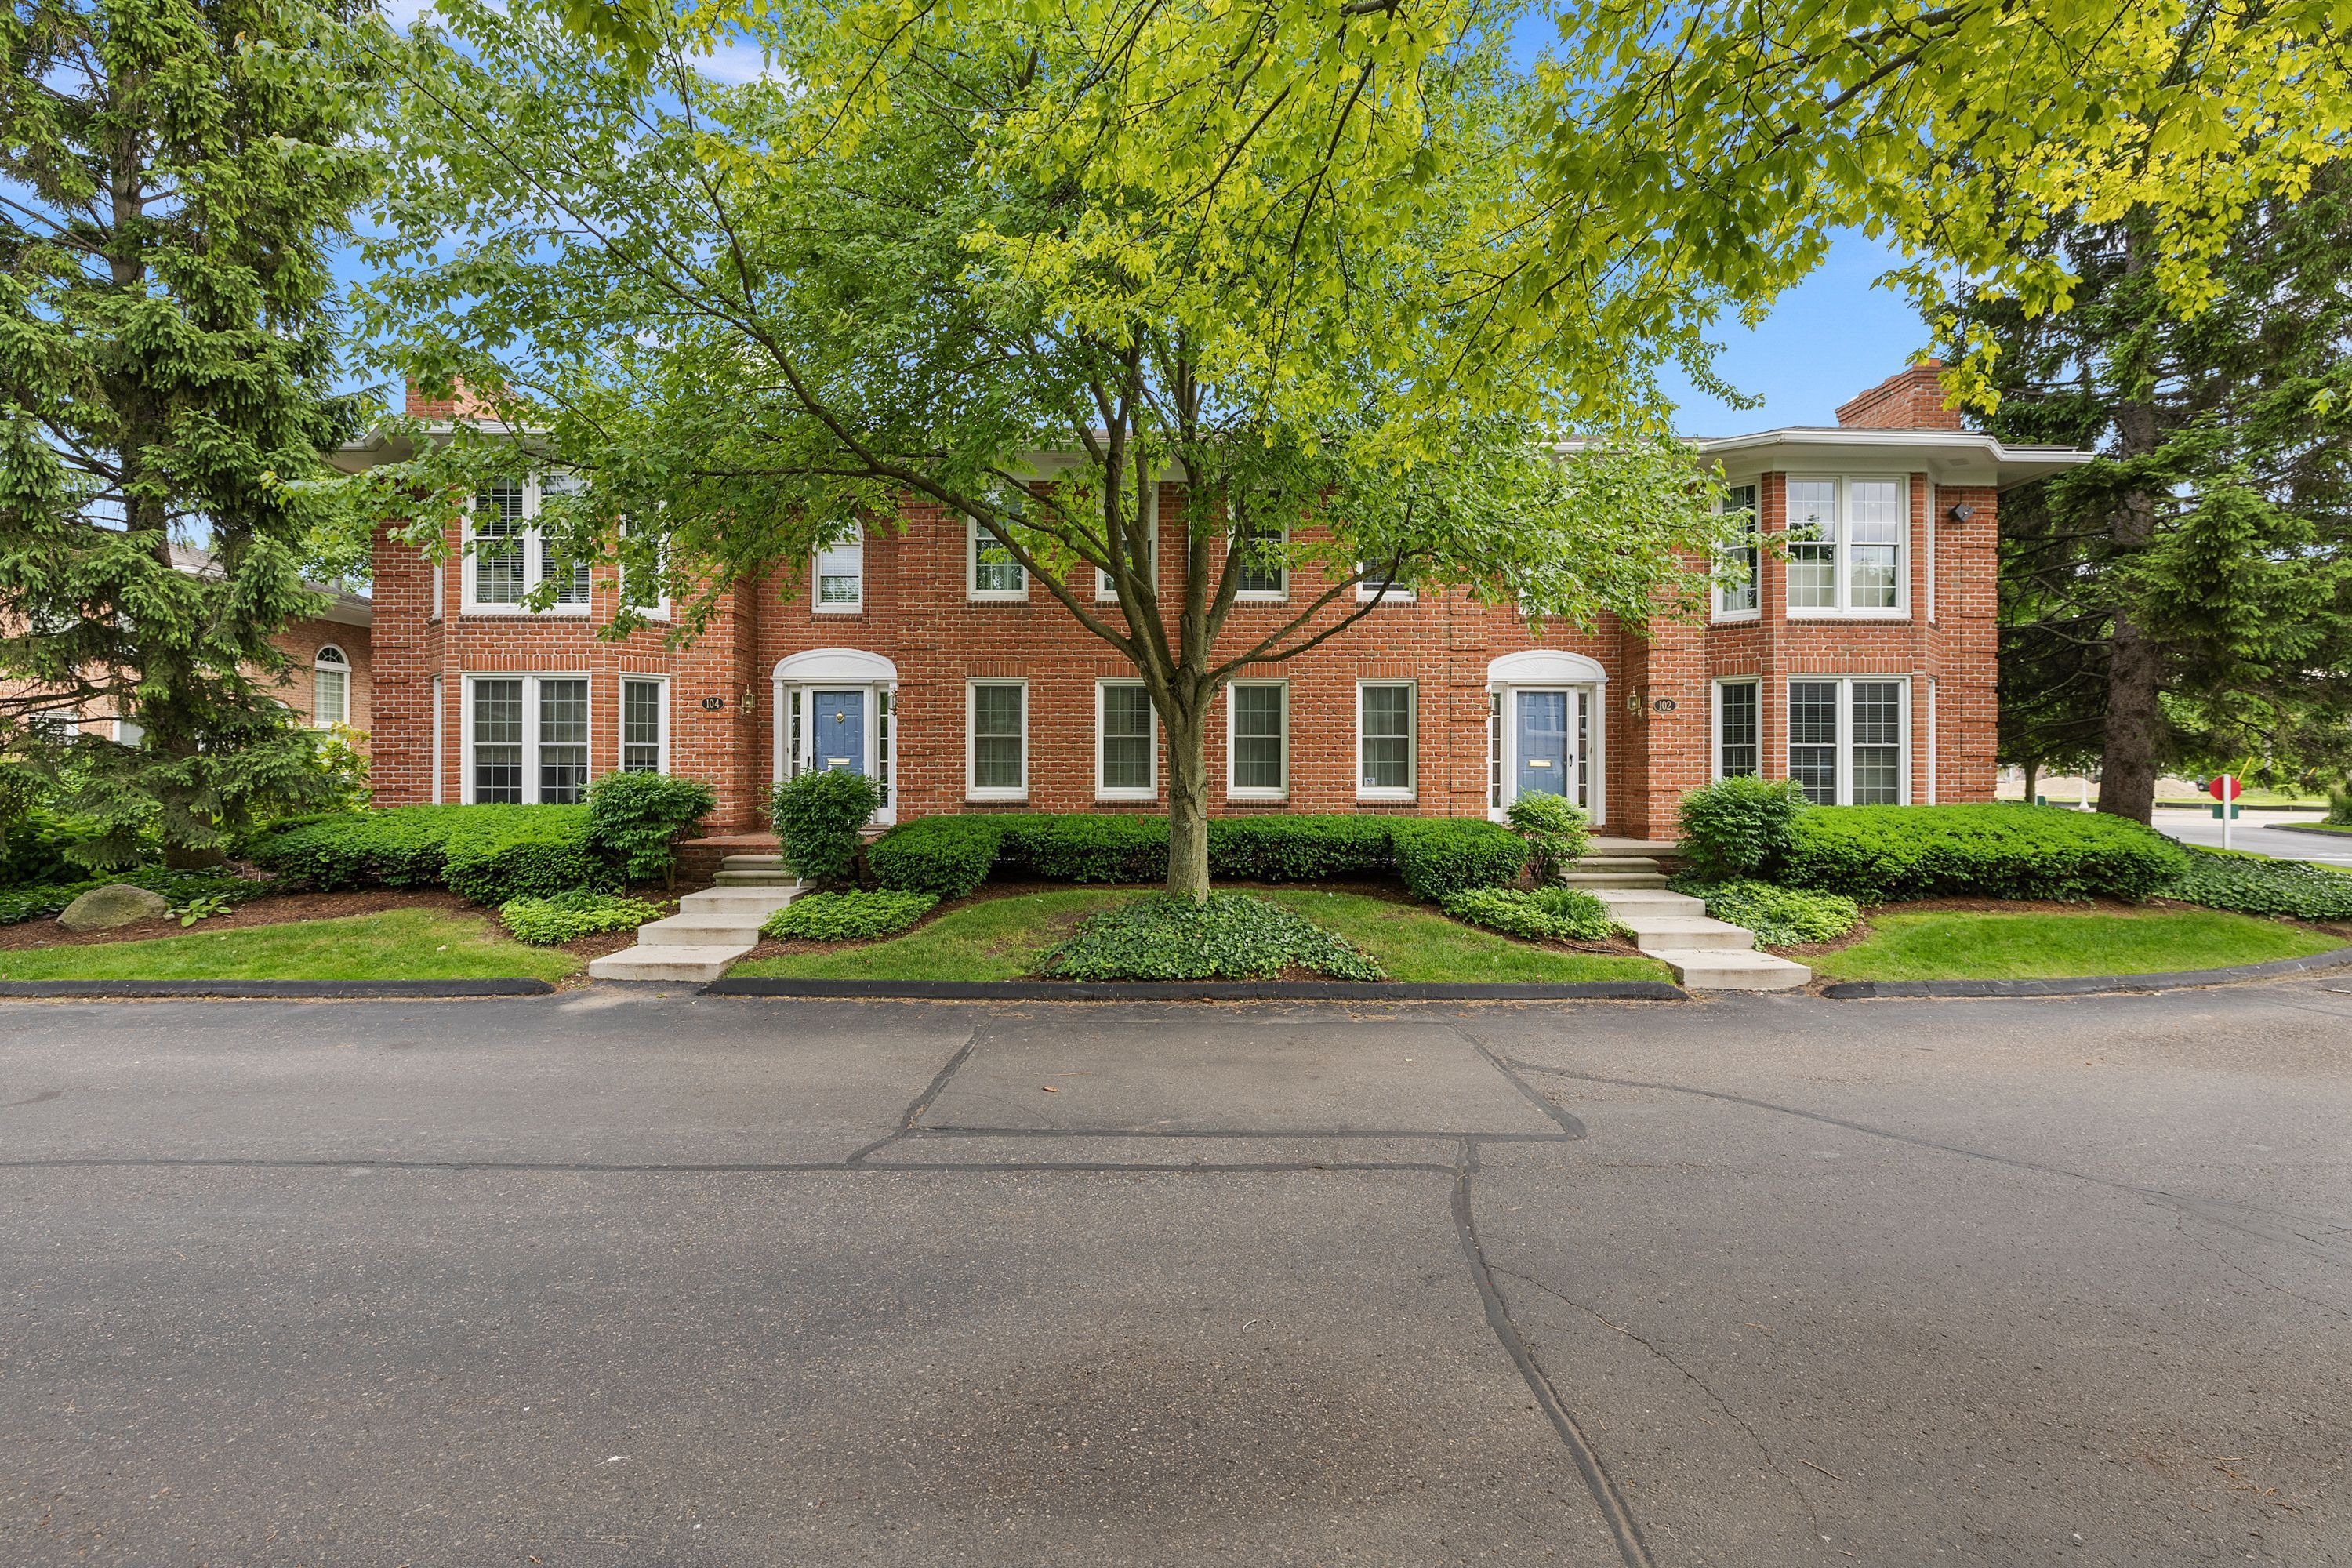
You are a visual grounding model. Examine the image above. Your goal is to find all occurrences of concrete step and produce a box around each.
[677,887,801,916]
[1559,871,1672,888]
[714,869,801,887]
[587,942,755,982]
[721,854,791,871]
[1579,856,1663,873]
[1588,887,1708,916]
[1619,913,1755,952]
[635,913,771,947]
[1648,948,1812,992]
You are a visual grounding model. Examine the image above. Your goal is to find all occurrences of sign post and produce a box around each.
[2209,775,2241,850]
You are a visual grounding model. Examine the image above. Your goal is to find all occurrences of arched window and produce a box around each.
[313,644,350,729]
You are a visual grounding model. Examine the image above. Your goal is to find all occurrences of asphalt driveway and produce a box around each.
[4,985,2349,1566]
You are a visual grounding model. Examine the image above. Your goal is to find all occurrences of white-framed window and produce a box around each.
[312,644,350,728]
[619,676,667,773]
[619,521,670,621]
[464,673,591,804]
[112,714,143,746]
[430,538,446,619]
[463,477,593,615]
[1095,679,1157,800]
[27,710,78,742]
[1232,506,1287,601]
[1787,677,1907,805]
[1226,679,1287,798]
[1095,485,1159,600]
[1356,681,1415,799]
[1786,475,1907,617]
[1356,559,1414,602]
[1714,483,1760,619]
[430,675,445,803]
[1713,678,1759,779]
[967,516,1027,601]
[967,679,1028,799]
[815,528,864,613]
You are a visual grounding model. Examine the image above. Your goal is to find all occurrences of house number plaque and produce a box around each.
[1652,699,1678,713]
[701,696,725,710]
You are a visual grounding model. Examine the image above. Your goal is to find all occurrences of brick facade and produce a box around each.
[361,377,2085,837]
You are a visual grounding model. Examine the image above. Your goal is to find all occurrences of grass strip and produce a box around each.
[1809,908,2340,982]
[0,909,581,983]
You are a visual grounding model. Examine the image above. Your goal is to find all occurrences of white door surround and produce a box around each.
[772,648,900,824]
[1486,650,1607,826]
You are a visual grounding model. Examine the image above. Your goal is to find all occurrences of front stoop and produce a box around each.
[1585,883,1813,993]
[588,855,803,982]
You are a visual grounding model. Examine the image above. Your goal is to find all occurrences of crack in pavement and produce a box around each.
[1489,1261,1827,1541]
[2170,1209,2352,1327]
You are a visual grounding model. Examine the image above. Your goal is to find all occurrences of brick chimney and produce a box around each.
[405,379,500,422]
[1835,360,1963,431]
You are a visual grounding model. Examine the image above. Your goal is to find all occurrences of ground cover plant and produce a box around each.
[499,890,663,946]
[771,771,882,887]
[1809,909,2340,982]
[866,813,1524,903]
[1040,893,1385,982]
[1689,881,1860,947]
[763,890,938,942]
[2162,848,2352,922]
[735,887,1668,985]
[0,909,580,983]
[0,867,264,926]
[251,804,613,905]
[1440,885,1617,942]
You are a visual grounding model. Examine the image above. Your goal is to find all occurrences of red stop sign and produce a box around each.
[2209,775,2242,801]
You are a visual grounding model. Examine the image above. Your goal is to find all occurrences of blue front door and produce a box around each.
[1515,690,1569,800]
[811,690,866,775]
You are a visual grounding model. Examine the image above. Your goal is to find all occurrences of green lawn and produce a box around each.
[1810,908,2341,982]
[0,909,581,983]
[734,887,1670,984]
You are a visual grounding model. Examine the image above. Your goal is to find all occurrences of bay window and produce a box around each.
[466,674,590,804]
[1715,679,1759,779]
[619,677,666,773]
[464,477,591,615]
[1714,484,1759,618]
[1785,475,1908,616]
[1787,677,1907,805]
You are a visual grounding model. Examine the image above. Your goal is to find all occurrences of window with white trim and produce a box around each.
[1357,681,1415,798]
[464,479,592,615]
[1096,680,1156,799]
[1095,486,1158,600]
[619,520,670,620]
[113,714,143,746]
[1232,506,1287,601]
[1715,679,1759,778]
[1788,677,1907,805]
[312,644,350,728]
[1786,476,1907,616]
[466,674,590,804]
[967,680,1027,797]
[1356,559,1414,602]
[815,528,863,612]
[1714,484,1759,618]
[967,516,1027,600]
[619,677,666,773]
[1227,681,1287,797]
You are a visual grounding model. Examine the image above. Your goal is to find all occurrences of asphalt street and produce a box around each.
[4,985,2350,1566]
[2148,806,2352,867]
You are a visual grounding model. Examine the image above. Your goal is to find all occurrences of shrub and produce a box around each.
[1777,804,2187,903]
[587,771,717,887]
[1,808,110,887]
[771,770,881,887]
[1696,880,1860,946]
[763,888,939,942]
[1209,815,1395,882]
[0,866,263,926]
[1389,818,1527,901]
[1001,814,1171,882]
[499,889,664,945]
[1443,885,1619,942]
[1678,776,1809,879]
[1508,794,1591,883]
[1041,893,1384,981]
[2328,781,2352,826]
[866,815,1004,899]
[2162,848,2352,923]
[251,804,609,905]
[1527,884,1619,940]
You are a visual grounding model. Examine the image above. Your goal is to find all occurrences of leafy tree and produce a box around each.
[0,0,378,866]
[1949,166,2352,819]
[354,0,1739,898]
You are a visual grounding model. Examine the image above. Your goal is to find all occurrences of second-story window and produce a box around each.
[1715,484,1759,618]
[464,478,591,615]
[815,528,863,612]
[1787,476,1907,616]
[968,516,1027,601]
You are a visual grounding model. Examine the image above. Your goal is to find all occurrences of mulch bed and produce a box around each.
[0,884,661,967]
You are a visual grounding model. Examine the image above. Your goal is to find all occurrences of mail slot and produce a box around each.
[1527,758,1552,768]
[827,757,851,767]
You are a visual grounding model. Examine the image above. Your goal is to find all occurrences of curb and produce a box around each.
[1818,944,2352,1000]
[699,978,1687,1002]
[2267,822,2352,840]
[0,978,558,1000]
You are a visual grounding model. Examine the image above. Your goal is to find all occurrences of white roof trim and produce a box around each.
[1489,649,1607,685]
[773,647,898,684]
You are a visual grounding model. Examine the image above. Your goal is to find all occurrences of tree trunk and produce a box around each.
[2022,758,2038,803]
[2097,232,2163,826]
[1164,701,1212,901]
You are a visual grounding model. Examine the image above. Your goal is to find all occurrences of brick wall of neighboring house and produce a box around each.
[364,372,2085,838]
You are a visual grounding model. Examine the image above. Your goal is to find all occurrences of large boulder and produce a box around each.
[57,884,169,933]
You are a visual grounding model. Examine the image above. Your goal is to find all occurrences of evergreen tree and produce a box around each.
[1949,165,2352,820]
[0,0,376,865]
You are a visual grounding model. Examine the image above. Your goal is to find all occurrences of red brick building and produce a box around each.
[350,366,2089,839]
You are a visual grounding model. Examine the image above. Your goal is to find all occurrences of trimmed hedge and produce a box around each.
[1775,804,2187,904]
[252,804,615,906]
[865,813,1525,903]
